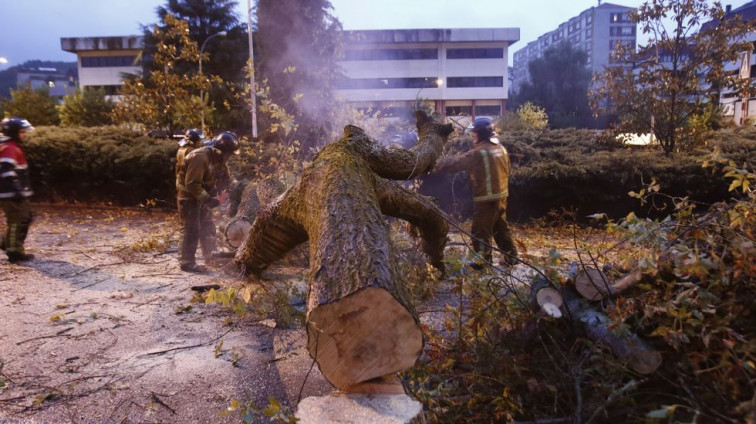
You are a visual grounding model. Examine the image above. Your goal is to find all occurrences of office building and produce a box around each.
[61,27,519,120]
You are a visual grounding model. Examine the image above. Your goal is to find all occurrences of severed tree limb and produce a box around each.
[374,178,448,274]
[575,267,645,301]
[529,276,662,374]
[561,287,662,374]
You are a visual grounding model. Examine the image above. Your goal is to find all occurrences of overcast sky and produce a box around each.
[0,0,749,70]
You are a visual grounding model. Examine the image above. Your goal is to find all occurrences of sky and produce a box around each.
[0,0,750,70]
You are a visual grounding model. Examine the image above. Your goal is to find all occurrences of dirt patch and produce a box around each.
[0,205,331,424]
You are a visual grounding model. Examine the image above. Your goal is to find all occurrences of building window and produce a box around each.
[586,28,592,38]
[586,14,593,24]
[336,76,440,90]
[446,48,504,59]
[85,85,122,95]
[343,48,438,61]
[610,26,636,36]
[81,56,139,67]
[610,12,629,23]
[446,105,472,116]
[476,105,501,116]
[446,76,503,88]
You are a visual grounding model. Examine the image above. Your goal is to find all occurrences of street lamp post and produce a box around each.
[199,31,226,133]
[247,0,258,139]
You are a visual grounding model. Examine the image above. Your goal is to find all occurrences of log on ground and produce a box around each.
[235,111,453,388]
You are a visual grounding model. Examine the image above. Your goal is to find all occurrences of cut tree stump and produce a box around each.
[235,111,453,389]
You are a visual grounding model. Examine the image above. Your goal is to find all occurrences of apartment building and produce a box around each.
[709,1,756,124]
[60,27,519,119]
[512,2,637,93]
[60,36,143,96]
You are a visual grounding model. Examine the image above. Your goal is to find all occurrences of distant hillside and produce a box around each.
[0,61,77,99]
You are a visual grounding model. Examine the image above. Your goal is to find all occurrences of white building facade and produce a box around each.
[338,28,519,120]
[60,36,143,96]
[512,2,637,93]
[60,28,519,120]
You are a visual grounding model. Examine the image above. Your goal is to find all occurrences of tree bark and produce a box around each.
[561,286,662,374]
[223,177,287,248]
[235,111,453,389]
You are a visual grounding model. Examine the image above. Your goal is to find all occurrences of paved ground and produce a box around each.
[0,205,331,424]
[0,204,589,424]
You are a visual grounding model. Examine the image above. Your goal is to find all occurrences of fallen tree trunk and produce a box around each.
[235,111,453,389]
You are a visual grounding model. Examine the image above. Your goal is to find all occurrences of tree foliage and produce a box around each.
[255,0,343,151]
[1,84,59,125]
[113,14,216,135]
[516,42,593,128]
[144,0,251,132]
[407,150,755,422]
[58,87,114,127]
[592,0,754,153]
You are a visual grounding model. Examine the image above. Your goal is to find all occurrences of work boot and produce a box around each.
[180,263,207,273]
[8,252,35,263]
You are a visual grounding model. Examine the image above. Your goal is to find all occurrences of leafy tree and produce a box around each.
[113,14,216,135]
[144,0,251,132]
[58,87,114,126]
[592,0,754,153]
[1,84,59,125]
[517,42,593,128]
[255,0,343,151]
[517,102,549,131]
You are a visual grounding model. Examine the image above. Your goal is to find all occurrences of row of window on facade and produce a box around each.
[80,48,504,67]
[357,104,502,119]
[342,47,504,61]
[337,76,504,90]
[81,56,140,68]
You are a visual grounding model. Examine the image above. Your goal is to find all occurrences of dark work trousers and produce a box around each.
[1,198,33,255]
[471,198,517,265]
[178,197,217,267]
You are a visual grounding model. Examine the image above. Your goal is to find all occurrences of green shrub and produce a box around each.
[25,126,177,205]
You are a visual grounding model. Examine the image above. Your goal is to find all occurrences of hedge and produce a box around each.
[20,125,756,221]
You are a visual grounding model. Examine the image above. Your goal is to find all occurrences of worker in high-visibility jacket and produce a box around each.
[433,117,518,268]
[0,117,36,263]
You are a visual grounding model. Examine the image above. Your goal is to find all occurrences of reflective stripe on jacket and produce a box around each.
[434,140,510,203]
[0,141,33,199]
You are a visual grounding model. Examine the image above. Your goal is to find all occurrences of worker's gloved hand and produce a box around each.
[205,197,220,208]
